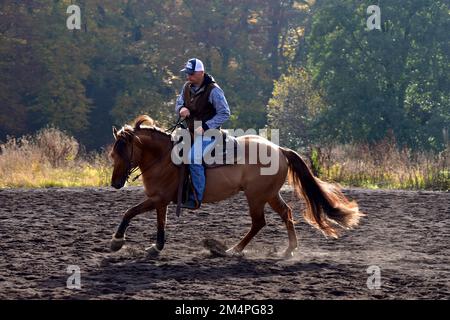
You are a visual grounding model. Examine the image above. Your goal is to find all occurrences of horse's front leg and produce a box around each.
[110,198,155,252]
[145,206,167,257]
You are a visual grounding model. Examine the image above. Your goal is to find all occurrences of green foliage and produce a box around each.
[0,0,447,157]
[306,0,449,151]
[267,67,326,149]
[309,146,324,177]
[0,0,316,148]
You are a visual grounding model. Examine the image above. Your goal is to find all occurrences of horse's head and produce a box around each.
[110,125,141,189]
[110,115,172,189]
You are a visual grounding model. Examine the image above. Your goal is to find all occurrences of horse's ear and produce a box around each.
[112,126,118,140]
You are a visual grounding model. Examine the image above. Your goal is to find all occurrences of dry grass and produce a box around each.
[1,128,448,190]
[311,136,449,191]
[0,128,113,188]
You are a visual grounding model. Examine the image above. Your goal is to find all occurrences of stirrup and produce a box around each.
[181,199,200,210]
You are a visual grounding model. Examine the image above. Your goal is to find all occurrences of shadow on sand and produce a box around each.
[37,248,352,299]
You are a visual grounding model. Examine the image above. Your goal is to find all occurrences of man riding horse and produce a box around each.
[109,59,362,257]
[176,58,231,209]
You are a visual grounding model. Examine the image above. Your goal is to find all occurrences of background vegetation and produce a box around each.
[0,0,448,189]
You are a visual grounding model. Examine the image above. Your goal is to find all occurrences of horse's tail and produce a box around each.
[280,147,363,238]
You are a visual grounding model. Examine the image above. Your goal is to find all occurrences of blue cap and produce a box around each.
[180,58,204,75]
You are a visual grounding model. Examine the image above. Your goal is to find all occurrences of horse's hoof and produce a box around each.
[283,247,298,259]
[110,235,125,252]
[225,247,244,257]
[145,244,161,257]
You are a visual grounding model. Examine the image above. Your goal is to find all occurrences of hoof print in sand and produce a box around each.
[202,238,228,257]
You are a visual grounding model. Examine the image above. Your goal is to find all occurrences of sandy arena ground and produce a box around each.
[0,186,448,299]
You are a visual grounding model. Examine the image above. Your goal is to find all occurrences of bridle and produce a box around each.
[120,117,187,183]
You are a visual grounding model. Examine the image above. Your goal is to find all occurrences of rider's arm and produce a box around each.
[203,86,230,131]
[175,84,186,114]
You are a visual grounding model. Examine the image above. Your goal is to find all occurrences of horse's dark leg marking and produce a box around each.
[116,219,129,238]
[155,206,167,251]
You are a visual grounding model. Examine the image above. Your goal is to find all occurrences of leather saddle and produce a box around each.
[204,130,243,168]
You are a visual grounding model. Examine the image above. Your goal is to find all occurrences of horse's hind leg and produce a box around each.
[227,202,266,255]
[268,193,298,257]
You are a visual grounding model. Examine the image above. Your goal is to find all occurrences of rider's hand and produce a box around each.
[195,127,204,136]
[179,107,190,118]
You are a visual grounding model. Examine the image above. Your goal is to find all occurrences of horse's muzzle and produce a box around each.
[111,180,125,189]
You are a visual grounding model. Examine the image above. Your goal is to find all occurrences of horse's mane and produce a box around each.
[134,115,155,129]
[133,115,170,138]
[117,115,170,139]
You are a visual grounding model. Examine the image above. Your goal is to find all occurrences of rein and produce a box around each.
[165,116,186,134]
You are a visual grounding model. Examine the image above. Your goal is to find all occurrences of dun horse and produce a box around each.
[110,115,362,257]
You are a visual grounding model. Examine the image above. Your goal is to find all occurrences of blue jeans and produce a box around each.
[189,135,215,203]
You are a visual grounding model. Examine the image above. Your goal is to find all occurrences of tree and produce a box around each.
[0,1,43,138]
[306,0,449,150]
[267,67,326,150]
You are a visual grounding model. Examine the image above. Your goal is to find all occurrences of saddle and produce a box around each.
[204,130,242,168]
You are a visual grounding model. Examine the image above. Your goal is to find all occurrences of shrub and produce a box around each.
[35,127,79,167]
